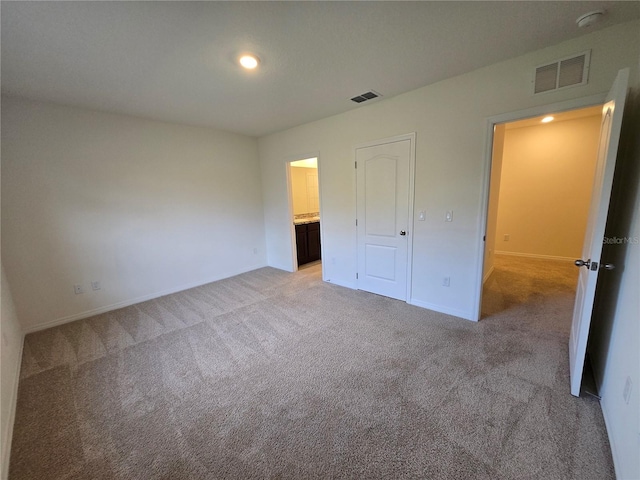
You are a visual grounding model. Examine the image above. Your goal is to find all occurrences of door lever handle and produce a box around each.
[575,259,599,270]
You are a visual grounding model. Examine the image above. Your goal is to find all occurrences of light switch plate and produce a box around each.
[445,211,453,222]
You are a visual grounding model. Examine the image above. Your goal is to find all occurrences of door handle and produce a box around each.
[399,230,406,236]
[575,259,598,271]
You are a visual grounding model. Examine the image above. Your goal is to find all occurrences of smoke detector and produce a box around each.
[576,10,605,28]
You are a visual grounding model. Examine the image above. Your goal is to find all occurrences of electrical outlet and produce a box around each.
[91,281,101,291]
[504,234,510,241]
[442,277,450,287]
[623,376,632,404]
[74,284,84,294]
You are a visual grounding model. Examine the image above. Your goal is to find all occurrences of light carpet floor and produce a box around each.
[9,257,614,479]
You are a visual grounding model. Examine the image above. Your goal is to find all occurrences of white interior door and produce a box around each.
[356,136,413,301]
[569,68,629,397]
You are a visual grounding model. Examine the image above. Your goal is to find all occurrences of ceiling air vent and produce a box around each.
[533,50,591,95]
[350,90,382,103]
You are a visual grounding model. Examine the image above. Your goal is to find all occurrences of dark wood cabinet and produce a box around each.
[295,222,321,266]
[307,222,320,260]
[295,224,309,264]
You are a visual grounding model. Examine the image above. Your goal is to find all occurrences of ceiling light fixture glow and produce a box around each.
[239,54,259,70]
[541,116,554,123]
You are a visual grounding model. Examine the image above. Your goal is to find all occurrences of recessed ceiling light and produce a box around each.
[239,54,259,70]
[541,116,554,123]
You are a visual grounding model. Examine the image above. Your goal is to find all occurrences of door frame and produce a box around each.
[354,132,416,302]
[472,93,607,321]
[285,151,323,274]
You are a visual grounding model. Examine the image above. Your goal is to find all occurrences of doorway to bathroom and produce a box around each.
[287,157,322,270]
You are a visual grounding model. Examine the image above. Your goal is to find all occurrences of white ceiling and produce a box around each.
[2,1,638,137]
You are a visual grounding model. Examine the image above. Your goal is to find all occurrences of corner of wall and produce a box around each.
[0,336,24,480]
[592,59,640,480]
[1,266,25,480]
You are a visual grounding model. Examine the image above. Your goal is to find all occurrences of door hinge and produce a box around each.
[355,161,357,169]
[356,219,358,226]
[356,272,358,279]
[483,235,486,241]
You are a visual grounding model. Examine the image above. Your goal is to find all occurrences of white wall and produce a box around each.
[589,67,640,479]
[494,115,601,260]
[259,20,640,319]
[600,194,640,480]
[1,266,23,480]
[1,97,266,332]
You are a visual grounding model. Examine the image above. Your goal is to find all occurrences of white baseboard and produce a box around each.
[408,298,475,322]
[324,278,356,290]
[483,266,495,284]
[494,251,575,262]
[24,263,267,334]
[1,332,24,480]
[269,262,295,273]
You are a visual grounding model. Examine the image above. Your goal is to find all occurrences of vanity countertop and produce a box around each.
[293,217,320,225]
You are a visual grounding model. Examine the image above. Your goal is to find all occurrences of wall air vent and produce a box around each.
[350,90,382,103]
[533,50,591,95]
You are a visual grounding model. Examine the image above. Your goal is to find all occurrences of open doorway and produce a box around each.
[480,105,603,327]
[287,157,322,271]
